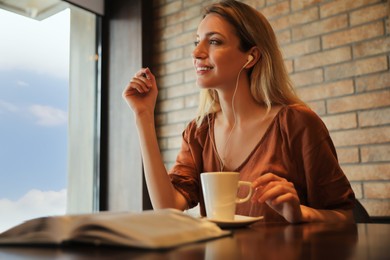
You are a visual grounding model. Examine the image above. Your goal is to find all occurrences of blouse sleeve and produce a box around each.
[168,120,205,209]
[285,106,355,210]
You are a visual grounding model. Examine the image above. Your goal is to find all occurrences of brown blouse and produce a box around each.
[168,105,355,222]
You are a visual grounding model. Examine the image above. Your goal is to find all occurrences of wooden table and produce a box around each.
[0,222,389,259]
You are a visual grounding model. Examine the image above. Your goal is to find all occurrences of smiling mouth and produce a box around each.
[196,66,213,71]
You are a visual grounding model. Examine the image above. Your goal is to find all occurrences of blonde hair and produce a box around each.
[195,0,304,127]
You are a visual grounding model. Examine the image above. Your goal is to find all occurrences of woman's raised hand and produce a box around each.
[251,173,303,223]
[122,68,158,116]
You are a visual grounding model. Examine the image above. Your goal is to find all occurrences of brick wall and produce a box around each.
[152,0,390,217]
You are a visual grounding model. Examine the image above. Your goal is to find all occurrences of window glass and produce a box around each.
[0,1,100,232]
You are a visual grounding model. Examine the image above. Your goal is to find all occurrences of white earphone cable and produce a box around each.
[208,57,251,171]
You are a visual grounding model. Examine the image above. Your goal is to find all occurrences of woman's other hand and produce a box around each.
[251,173,303,223]
[122,67,158,116]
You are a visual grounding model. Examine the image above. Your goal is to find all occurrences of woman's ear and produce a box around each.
[246,47,261,68]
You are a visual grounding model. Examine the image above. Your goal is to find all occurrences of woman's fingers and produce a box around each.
[255,181,294,203]
[124,68,155,96]
[252,172,285,188]
[130,77,150,93]
[251,173,302,223]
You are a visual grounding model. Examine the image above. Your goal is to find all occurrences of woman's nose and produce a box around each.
[192,42,207,60]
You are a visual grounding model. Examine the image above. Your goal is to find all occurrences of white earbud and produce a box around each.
[243,55,254,68]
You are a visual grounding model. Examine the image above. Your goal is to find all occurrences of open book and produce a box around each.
[0,209,230,249]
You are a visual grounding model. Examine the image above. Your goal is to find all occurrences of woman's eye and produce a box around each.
[210,40,220,45]
[194,41,200,46]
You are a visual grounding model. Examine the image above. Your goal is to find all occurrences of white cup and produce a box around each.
[201,172,253,221]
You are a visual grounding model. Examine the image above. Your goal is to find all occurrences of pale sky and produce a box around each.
[0,8,70,233]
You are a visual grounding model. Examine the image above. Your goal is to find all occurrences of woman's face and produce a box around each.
[193,13,249,89]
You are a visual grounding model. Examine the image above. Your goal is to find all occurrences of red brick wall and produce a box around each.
[152,0,390,217]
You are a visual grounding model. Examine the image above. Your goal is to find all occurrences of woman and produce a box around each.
[123,0,355,223]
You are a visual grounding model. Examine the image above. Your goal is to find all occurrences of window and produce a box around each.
[0,0,101,232]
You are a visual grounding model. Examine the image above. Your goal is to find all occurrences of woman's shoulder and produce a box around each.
[280,104,325,126]
[278,104,329,137]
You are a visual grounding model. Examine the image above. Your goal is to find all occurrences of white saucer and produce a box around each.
[206,215,264,228]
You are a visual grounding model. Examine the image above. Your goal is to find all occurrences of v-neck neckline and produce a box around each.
[209,106,286,172]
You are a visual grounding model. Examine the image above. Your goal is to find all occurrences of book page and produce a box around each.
[70,209,230,249]
[0,215,71,244]
[0,209,230,249]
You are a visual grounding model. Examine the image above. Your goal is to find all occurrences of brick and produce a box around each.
[292,15,348,41]
[158,72,184,87]
[275,29,291,45]
[364,182,390,199]
[167,136,182,149]
[158,97,184,112]
[183,0,203,8]
[330,126,390,147]
[269,7,319,31]
[285,60,293,74]
[184,68,197,83]
[153,0,164,8]
[322,112,357,131]
[361,144,390,163]
[360,200,390,216]
[160,23,183,40]
[153,64,166,77]
[353,37,390,58]
[281,37,321,59]
[158,138,168,150]
[166,31,195,49]
[154,40,167,54]
[165,58,193,74]
[154,17,166,30]
[167,107,197,123]
[327,89,390,113]
[166,82,198,99]
[200,0,214,8]
[320,0,380,18]
[158,1,183,18]
[247,0,270,10]
[290,68,323,87]
[247,0,266,9]
[157,87,167,100]
[184,94,199,108]
[295,46,351,71]
[157,122,186,138]
[166,5,202,26]
[350,181,363,199]
[261,1,290,20]
[156,48,183,64]
[183,16,202,32]
[322,21,384,49]
[162,148,180,163]
[350,3,388,26]
[359,107,390,127]
[291,0,324,11]
[155,113,167,126]
[325,56,388,81]
[264,0,283,5]
[306,100,326,115]
[337,147,360,164]
[341,163,390,181]
[296,79,354,102]
[356,72,390,93]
